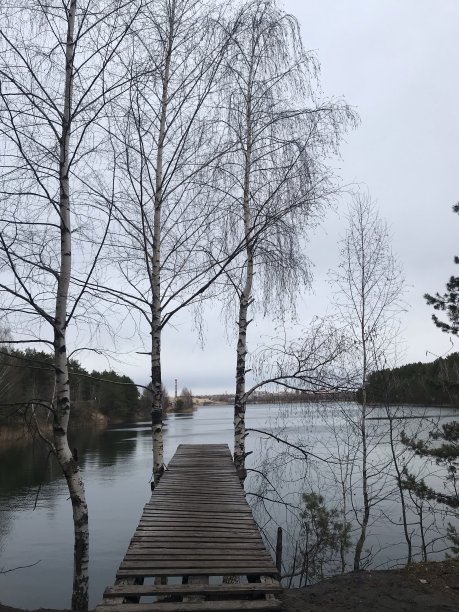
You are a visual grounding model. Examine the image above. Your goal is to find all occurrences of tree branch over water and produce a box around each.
[247,427,344,465]
[0,560,41,575]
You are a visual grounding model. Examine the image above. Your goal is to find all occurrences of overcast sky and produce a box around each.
[87,0,459,395]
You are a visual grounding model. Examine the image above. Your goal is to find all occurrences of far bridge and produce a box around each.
[96,444,282,612]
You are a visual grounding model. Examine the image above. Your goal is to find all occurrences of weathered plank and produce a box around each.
[103,583,282,598]
[142,505,251,511]
[117,567,279,577]
[97,601,282,612]
[97,599,282,612]
[125,548,272,556]
[130,533,263,540]
[120,560,277,570]
[127,546,267,554]
[131,531,262,539]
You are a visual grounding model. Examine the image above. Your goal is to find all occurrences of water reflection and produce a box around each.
[0,420,154,609]
[0,425,145,500]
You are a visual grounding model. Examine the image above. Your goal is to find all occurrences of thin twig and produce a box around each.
[0,560,41,574]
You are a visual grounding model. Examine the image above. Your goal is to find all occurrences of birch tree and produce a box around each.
[0,1,141,608]
[93,0,245,484]
[218,0,358,480]
[331,192,404,570]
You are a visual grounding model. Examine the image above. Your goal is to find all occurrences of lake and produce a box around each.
[0,402,458,608]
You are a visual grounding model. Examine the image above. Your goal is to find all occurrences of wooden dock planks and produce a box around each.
[97,444,282,611]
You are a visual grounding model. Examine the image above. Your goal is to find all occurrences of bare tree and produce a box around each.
[216,0,358,480]
[91,0,251,485]
[0,1,141,608]
[179,387,194,410]
[330,192,404,570]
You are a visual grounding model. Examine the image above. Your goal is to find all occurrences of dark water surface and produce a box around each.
[0,404,266,608]
[0,403,458,608]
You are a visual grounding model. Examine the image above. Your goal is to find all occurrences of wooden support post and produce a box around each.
[183,575,208,603]
[275,527,283,577]
[105,577,143,605]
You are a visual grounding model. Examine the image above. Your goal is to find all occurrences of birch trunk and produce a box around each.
[388,410,412,563]
[151,164,163,484]
[233,266,253,480]
[353,399,369,570]
[353,261,369,571]
[233,68,254,481]
[53,1,89,608]
[151,0,175,486]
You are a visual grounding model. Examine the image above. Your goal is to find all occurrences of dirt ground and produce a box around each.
[282,560,459,611]
[1,560,458,612]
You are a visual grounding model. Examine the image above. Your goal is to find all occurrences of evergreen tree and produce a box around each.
[401,422,458,554]
[424,203,459,334]
[0,350,140,424]
[401,422,458,510]
[298,492,351,585]
[363,352,459,405]
[401,219,459,554]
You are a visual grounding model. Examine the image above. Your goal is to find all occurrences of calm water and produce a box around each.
[0,402,458,608]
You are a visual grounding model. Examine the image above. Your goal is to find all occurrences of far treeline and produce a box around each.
[0,349,177,426]
[362,351,459,406]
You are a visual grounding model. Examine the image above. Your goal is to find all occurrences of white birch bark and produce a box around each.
[99,0,237,485]
[151,0,176,486]
[222,1,357,486]
[353,230,369,570]
[233,263,253,480]
[53,1,89,606]
[233,56,254,482]
[0,2,145,607]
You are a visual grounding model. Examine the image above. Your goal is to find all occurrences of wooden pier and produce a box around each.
[96,444,282,612]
